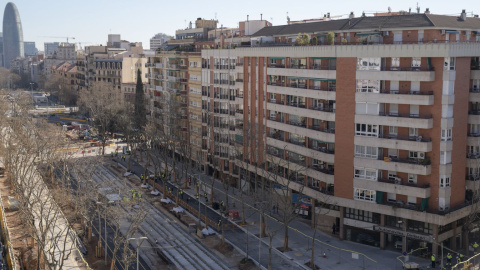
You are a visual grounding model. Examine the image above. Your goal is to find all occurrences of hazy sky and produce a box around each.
[9,0,480,51]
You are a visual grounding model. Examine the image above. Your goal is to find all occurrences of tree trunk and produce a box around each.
[283,225,289,251]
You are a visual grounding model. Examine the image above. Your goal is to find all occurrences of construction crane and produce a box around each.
[76,42,93,50]
[39,36,76,43]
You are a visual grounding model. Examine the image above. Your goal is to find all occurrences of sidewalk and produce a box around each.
[115,152,433,270]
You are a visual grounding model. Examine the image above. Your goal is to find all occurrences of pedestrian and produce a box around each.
[272,204,275,214]
[155,239,158,245]
[431,254,435,268]
[446,253,452,266]
[276,203,279,213]
[332,223,336,235]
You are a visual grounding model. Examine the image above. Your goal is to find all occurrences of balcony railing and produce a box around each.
[311,165,335,175]
[379,90,434,95]
[288,138,306,146]
[309,106,334,112]
[466,175,480,181]
[288,121,306,128]
[381,66,434,72]
[466,153,480,159]
[376,134,431,142]
[308,145,335,154]
[310,125,335,134]
[378,112,432,119]
[269,64,285,68]
[469,111,480,115]
[379,156,431,166]
[289,83,307,89]
[470,88,480,93]
[378,178,430,188]
[287,101,306,108]
[468,133,480,137]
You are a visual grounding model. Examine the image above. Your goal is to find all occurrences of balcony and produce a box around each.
[356,91,434,105]
[354,134,432,152]
[354,178,431,198]
[268,102,335,122]
[266,120,335,143]
[466,175,480,190]
[356,67,435,82]
[470,88,480,102]
[267,137,334,163]
[267,66,336,79]
[468,112,480,124]
[355,113,433,129]
[354,157,431,175]
[471,70,480,80]
[267,84,336,101]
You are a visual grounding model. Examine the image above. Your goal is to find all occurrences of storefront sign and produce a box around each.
[372,226,433,242]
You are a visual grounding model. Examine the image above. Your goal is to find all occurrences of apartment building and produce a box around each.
[201,10,480,255]
[146,51,193,144]
[188,54,204,169]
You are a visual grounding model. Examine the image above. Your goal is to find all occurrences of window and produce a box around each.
[440,175,451,187]
[440,151,452,164]
[357,58,381,71]
[407,220,433,234]
[387,193,396,203]
[356,102,379,115]
[411,57,421,70]
[355,145,378,159]
[408,174,417,184]
[441,129,452,141]
[354,167,378,180]
[354,188,376,202]
[389,104,398,116]
[388,148,398,158]
[410,105,419,117]
[356,80,380,93]
[355,123,378,137]
[390,80,399,92]
[344,208,380,223]
[409,128,419,138]
[407,196,416,205]
[388,126,398,137]
[442,105,454,118]
[388,171,398,180]
[409,151,425,159]
[444,57,455,70]
[390,57,400,70]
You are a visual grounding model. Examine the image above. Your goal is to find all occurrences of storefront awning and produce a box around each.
[269,57,285,60]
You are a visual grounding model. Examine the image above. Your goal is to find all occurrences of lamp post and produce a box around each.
[193,174,201,230]
[127,237,147,270]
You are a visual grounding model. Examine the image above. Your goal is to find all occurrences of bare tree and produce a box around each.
[78,81,124,156]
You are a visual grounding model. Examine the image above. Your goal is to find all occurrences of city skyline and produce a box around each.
[9,0,480,51]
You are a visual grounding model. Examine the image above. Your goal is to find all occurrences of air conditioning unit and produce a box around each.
[418,152,425,159]
[383,31,389,36]
[440,30,446,35]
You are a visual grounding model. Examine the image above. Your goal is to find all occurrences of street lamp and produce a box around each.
[127,237,148,270]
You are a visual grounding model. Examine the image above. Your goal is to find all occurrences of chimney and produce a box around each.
[362,12,366,17]
[327,12,330,18]
[409,8,411,14]
[417,6,420,13]
[261,13,263,20]
[460,9,467,21]
[425,8,430,14]
[349,11,355,19]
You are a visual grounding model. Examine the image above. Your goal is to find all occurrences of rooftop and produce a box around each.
[252,13,480,37]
